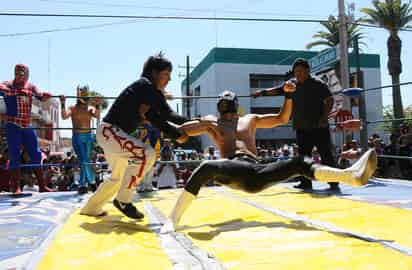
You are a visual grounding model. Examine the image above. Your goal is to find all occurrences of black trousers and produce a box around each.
[184,156,315,196]
[295,128,337,187]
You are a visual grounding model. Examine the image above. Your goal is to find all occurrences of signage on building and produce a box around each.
[309,46,340,73]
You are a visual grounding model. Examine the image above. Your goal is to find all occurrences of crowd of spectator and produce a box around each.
[0,146,108,193]
[1,124,411,194]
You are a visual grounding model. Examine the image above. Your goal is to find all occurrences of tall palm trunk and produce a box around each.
[387,33,404,131]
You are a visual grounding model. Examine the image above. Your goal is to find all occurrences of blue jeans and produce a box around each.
[72,133,95,187]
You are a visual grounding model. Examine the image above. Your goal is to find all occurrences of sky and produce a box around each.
[1,0,412,138]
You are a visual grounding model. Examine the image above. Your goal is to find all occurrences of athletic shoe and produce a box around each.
[113,199,144,219]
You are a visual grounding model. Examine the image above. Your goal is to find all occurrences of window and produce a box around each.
[251,107,281,114]
[249,74,286,90]
[194,86,200,117]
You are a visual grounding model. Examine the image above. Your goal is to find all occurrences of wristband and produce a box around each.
[284,92,294,99]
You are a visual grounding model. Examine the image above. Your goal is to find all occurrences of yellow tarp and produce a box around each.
[151,188,412,270]
[231,186,412,249]
[36,201,172,270]
[36,187,412,269]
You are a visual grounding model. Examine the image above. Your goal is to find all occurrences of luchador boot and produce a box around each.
[313,149,377,187]
[160,190,196,233]
[34,168,54,192]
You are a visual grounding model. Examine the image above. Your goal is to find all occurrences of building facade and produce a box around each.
[182,47,383,150]
[31,98,60,151]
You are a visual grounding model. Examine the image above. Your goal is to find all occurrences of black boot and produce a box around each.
[293,178,313,190]
[325,182,341,193]
[113,199,144,219]
[78,186,88,195]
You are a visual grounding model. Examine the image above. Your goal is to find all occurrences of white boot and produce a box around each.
[314,149,377,187]
[160,190,196,234]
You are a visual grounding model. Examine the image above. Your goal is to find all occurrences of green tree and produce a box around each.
[379,105,412,133]
[306,15,365,49]
[88,90,109,128]
[88,90,109,110]
[361,0,412,125]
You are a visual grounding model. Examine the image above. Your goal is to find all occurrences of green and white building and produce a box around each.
[181,47,383,150]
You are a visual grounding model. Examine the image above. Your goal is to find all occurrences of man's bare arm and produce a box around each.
[89,107,101,119]
[255,81,295,128]
[341,149,361,160]
[178,120,216,137]
[60,95,72,119]
[255,98,292,128]
[61,106,72,120]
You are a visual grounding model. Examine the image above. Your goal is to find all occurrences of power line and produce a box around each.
[0,12,330,23]
[46,81,412,100]
[0,13,410,37]
[38,0,328,18]
[0,19,145,37]
[354,22,412,33]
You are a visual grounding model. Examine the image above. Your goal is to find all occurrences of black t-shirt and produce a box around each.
[103,77,188,138]
[291,77,332,129]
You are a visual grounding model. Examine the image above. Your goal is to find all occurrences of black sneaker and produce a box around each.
[78,186,88,195]
[293,181,313,190]
[113,199,144,219]
[324,183,341,193]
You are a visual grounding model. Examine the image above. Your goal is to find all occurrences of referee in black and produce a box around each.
[253,58,339,191]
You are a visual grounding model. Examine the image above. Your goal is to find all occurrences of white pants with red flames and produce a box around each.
[81,122,155,216]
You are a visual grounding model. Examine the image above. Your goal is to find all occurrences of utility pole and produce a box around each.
[186,55,191,118]
[338,0,350,90]
[178,56,194,118]
[354,36,368,150]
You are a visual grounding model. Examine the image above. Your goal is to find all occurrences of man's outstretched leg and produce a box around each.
[161,149,377,233]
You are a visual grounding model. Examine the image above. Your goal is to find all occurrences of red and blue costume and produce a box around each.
[0,64,53,194]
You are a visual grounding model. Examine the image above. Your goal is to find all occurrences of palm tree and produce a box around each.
[306,15,365,50]
[88,90,109,128]
[362,0,412,123]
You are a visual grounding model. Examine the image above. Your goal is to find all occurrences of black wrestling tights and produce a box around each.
[184,157,315,196]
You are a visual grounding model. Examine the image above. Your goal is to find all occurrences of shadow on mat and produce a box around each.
[250,191,300,197]
[185,218,393,243]
[80,215,152,235]
[185,218,317,240]
[364,181,387,188]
